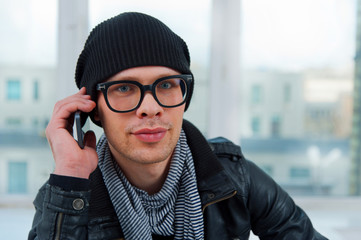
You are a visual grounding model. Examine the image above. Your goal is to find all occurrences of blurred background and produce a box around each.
[0,0,360,239]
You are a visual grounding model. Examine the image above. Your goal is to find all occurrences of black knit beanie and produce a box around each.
[75,12,193,126]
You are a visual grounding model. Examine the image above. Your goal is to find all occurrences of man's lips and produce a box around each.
[133,128,167,142]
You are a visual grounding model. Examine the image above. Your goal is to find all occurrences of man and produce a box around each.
[29,12,327,240]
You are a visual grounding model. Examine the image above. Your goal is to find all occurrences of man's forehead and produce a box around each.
[105,66,181,82]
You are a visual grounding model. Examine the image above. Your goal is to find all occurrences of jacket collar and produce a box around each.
[182,119,237,209]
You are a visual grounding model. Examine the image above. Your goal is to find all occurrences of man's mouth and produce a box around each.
[133,128,168,143]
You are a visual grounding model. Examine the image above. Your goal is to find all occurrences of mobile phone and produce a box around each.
[74,111,84,149]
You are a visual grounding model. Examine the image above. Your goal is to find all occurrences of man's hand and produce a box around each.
[46,87,98,179]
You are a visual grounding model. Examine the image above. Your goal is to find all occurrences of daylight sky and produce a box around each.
[0,0,357,70]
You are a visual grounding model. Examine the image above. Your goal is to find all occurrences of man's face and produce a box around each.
[95,66,186,166]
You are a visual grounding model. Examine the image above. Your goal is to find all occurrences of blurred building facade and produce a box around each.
[239,67,353,195]
[240,69,305,138]
[0,65,55,200]
[0,0,89,200]
[0,65,56,133]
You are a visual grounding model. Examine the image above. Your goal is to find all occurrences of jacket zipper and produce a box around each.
[54,212,64,240]
[202,190,237,212]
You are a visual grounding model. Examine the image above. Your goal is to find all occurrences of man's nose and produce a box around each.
[135,92,163,118]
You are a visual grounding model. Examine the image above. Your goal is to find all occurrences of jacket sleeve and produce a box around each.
[245,160,328,240]
[28,175,91,240]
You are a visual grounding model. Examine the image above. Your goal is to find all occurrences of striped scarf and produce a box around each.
[97,130,204,240]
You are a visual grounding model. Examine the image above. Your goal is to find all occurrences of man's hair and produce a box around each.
[75,12,194,126]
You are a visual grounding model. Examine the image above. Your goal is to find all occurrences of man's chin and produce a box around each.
[131,145,174,165]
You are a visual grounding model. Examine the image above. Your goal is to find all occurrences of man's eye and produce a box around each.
[116,85,131,92]
[161,82,172,89]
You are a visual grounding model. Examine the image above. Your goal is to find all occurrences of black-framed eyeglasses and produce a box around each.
[96,74,193,113]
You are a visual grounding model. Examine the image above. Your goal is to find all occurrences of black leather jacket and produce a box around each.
[29,120,327,240]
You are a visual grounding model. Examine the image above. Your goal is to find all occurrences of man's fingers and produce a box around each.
[45,87,96,146]
[78,87,87,94]
[52,87,94,115]
[52,97,95,118]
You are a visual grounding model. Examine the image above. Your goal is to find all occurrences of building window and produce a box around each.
[290,167,310,179]
[6,79,21,100]
[33,80,39,100]
[8,161,28,194]
[6,118,22,127]
[284,83,291,103]
[251,84,262,104]
[251,116,261,136]
[271,115,281,137]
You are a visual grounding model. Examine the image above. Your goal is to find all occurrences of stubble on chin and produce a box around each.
[108,135,176,166]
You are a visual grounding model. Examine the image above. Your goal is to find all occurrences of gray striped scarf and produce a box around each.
[97,130,204,240]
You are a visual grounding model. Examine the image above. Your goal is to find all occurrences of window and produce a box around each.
[6,118,22,127]
[271,115,281,137]
[8,162,28,194]
[251,84,262,104]
[6,79,21,100]
[251,116,261,136]
[34,80,39,100]
[290,167,310,179]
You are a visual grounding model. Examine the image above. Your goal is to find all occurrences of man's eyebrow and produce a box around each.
[104,74,139,82]
[107,76,137,82]
[106,73,179,82]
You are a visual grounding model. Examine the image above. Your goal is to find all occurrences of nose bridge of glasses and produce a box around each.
[140,83,158,105]
[142,84,153,93]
